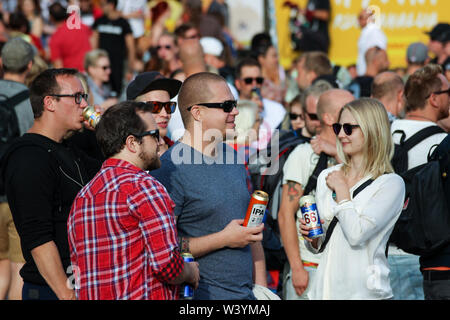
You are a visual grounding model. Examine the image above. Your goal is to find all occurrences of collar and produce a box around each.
[103,158,143,172]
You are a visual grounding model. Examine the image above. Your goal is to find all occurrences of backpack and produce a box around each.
[247,129,309,271]
[0,90,30,195]
[391,126,445,174]
[389,135,450,257]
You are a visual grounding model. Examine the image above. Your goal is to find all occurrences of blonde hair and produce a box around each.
[336,98,394,179]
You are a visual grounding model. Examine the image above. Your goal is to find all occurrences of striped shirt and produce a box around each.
[68,158,183,300]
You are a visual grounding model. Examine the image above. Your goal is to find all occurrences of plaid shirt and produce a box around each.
[68,159,183,300]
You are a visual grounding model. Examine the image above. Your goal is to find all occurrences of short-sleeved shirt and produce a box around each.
[68,159,182,300]
[151,142,255,300]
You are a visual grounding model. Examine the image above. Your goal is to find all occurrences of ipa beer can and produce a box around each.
[298,195,323,239]
[181,253,194,300]
[82,106,101,128]
[243,190,269,227]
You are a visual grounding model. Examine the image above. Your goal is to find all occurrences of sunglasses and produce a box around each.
[332,123,360,136]
[48,92,88,104]
[144,101,177,114]
[187,100,237,113]
[243,77,264,85]
[156,45,172,50]
[426,88,450,99]
[306,112,319,121]
[133,129,160,142]
[97,65,111,70]
[289,112,303,120]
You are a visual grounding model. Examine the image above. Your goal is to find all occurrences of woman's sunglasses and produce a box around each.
[187,100,237,113]
[289,112,304,120]
[332,123,360,136]
[144,101,177,114]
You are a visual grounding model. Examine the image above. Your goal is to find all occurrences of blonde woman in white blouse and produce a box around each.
[300,98,405,300]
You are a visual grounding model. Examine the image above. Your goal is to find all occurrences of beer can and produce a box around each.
[180,253,194,300]
[298,195,323,239]
[243,190,269,227]
[82,106,101,128]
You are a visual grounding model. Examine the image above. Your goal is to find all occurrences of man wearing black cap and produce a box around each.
[0,37,35,300]
[426,23,450,69]
[126,71,182,155]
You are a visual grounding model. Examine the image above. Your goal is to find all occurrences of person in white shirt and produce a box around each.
[301,98,405,300]
[356,8,387,77]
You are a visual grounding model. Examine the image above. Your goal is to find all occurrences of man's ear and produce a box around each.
[189,105,203,122]
[322,112,333,126]
[125,135,139,153]
[43,95,56,112]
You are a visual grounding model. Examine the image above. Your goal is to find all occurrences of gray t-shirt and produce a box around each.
[151,141,255,300]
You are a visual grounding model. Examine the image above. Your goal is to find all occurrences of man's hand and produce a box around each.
[185,261,200,289]
[222,219,264,248]
[291,266,309,297]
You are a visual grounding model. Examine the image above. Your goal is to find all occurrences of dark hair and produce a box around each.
[235,57,261,79]
[105,0,118,9]
[29,68,78,118]
[404,64,443,112]
[8,12,30,33]
[96,101,149,158]
[49,2,67,22]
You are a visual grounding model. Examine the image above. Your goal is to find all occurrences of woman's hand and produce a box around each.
[325,170,351,203]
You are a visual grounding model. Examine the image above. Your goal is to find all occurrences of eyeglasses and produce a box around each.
[187,100,237,113]
[243,77,264,85]
[133,129,160,142]
[144,101,177,114]
[289,112,304,120]
[426,88,450,99]
[306,112,319,121]
[332,123,360,136]
[156,45,172,50]
[48,92,88,104]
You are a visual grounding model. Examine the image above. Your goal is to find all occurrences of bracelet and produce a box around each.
[338,199,351,205]
[178,236,190,253]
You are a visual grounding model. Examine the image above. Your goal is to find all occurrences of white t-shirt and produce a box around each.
[117,0,147,38]
[357,23,387,76]
[306,165,405,300]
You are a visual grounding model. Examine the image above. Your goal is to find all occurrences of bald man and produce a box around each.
[279,89,354,300]
[371,71,405,122]
[151,72,267,300]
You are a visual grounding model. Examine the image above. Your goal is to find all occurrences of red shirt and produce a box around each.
[49,20,92,72]
[68,159,183,300]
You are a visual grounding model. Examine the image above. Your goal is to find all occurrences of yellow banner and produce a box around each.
[275,0,450,69]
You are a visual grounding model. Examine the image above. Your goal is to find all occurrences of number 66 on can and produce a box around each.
[298,195,323,239]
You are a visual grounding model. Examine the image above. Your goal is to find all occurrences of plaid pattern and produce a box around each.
[68,159,183,300]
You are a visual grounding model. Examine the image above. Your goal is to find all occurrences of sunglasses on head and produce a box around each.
[187,100,237,113]
[133,129,160,142]
[144,101,177,114]
[289,112,303,120]
[48,92,88,104]
[243,77,264,85]
[332,123,360,136]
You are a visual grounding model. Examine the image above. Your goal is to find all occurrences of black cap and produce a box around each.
[126,71,182,100]
[425,23,450,42]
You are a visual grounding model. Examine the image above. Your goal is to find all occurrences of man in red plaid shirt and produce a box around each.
[68,101,199,300]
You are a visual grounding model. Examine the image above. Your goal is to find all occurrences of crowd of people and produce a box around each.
[0,0,449,301]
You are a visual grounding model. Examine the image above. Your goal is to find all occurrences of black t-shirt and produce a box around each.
[307,0,331,40]
[3,133,100,285]
[92,15,132,63]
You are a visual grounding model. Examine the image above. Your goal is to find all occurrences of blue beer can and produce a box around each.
[299,195,324,239]
[181,253,194,299]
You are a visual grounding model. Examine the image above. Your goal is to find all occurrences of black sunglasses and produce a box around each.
[332,123,360,136]
[187,100,237,113]
[144,101,177,114]
[48,92,88,104]
[426,88,450,99]
[306,112,319,121]
[156,45,172,50]
[243,77,264,85]
[133,129,160,142]
[289,112,303,120]
[98,65,111,70]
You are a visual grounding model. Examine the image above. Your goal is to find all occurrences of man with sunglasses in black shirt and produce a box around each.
[1,68,101,300]
[127,71,182,155]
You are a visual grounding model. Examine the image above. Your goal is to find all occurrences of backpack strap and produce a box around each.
[0,90,30,110]
[318,178,374,253]
[303,152,328,196]
[394,126,445,152]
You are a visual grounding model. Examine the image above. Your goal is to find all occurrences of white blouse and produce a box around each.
[306,164,405,300]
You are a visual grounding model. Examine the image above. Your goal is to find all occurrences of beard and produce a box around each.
[139,149,161,171]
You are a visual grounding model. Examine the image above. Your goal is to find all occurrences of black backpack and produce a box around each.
[391,126,445,174]
[389,134,450,257]
[0,90,30,195]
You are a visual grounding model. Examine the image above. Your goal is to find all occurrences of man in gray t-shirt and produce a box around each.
[151,72,267,299]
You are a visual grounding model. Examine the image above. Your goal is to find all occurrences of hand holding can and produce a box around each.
[243,190,269,227]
